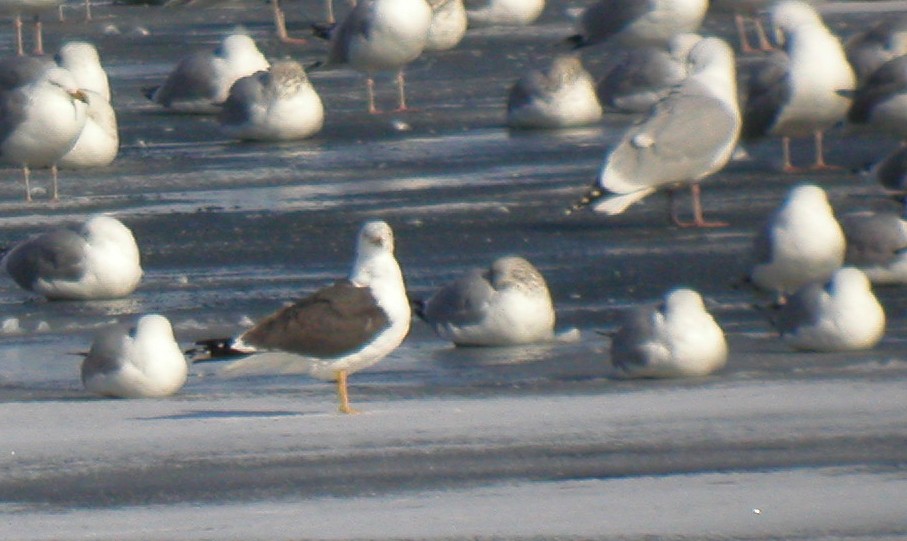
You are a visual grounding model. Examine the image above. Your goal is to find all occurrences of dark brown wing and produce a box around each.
[241,279,390,358]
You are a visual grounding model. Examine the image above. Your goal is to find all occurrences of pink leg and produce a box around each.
[272,0,307,44]
[14,15,24,56]
[671,184,728,228]
[22,165,31,202]
[734,14,756,54]
[781,137,802,173]
[33,15,43,55]
[394,70,410,112]
[809,130,840,170]
[366,76,380,114]
[754,16,773,51]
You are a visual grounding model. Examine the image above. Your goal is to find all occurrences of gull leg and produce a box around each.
[22,165,31,202]
[14,15,24,56]
[84,0,92,21]
[754,16,773,51]
[336,370,360,414]
[780,136,802,173]
[671,184,728,228]
[809,130,840,171]
[366,76,380,114]
[51,164,59,201]
[272,0,307,44]
[325,0,335,23]
[734,13,755,54]
[394,70,409,112]
[33,15,43,56]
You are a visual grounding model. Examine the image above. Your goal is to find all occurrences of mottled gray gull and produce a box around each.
[569,37,740,227]
[219,60,324,142]
[847,54,907,141]
[506,54,602,129]
[840,210,907,285]
[195,221,410,415]
[1,215,143,301]
[82,314,188,398]
[610,288,727,378]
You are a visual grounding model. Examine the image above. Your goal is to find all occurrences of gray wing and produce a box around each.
[572,0,652,48]
[848,55,907,124]
[219,71,267,126]
[610,305,660,372]
[841,211,907,266]
[873,146,907,191]
[775,282,827,335]
[81,323,133,383]
[0,56,54,150]
[601,84,739,194]
[742,51,791,139]
[597,47,683,113]
[151,50,218,106]
[2,230,88,291]
[506,71,550,112]
[422,269,495,327]
[327,1,373,65]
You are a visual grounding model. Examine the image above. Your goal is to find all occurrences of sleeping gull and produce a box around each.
[568,0,707,49]
[414,255,575,346]
[610,287,727,378]
[568,37,740,227]
[506,54,602,129]
[0,56,88,201]
[464,0,544,27]
[194,221,410,415]
[0,0,63,55]
[747,184,845,302]
[219,60,324,142]
[81,314,188,398]
[844,14,907,83]
[319,0,432,113]
[765,267,885,352]
[58,89,118,169]
[596,33,701,114]
[425,0,467,52]
[1,215,143,301]
[55,41,110,102]
[847,54,907,141]
[840,210,907,285]
[741,0,855,172]
[145,33,270,114]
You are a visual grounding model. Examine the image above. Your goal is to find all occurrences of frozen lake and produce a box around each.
[1,0,907,539]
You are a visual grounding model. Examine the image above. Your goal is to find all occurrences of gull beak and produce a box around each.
[69,89,89,103]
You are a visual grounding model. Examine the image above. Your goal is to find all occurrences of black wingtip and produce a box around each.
[410,297,427,321]
[311,22,336,41]
[141,85,159,102]
[187,338,249,362]
[565,34,586,50]
[564,185,604,215]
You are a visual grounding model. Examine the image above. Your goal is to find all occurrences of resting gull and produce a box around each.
[1,215,143,301]
[82,314,188,398]
[847,54,907,141]
[0,56,88,201]
[55,41,110,102]
[219,60,324,142]
[506,54,602,129]
[58,89,118,169]
[610,287,727,378]
[747,184,845,302]
[195,221,410,415]
[844,14,907,83]
[766,267,885,352]
[145,33,270,114]
[840,210,907,285]
[568,0,707,49]
[464,0,544,27]
[568,37,740,227]
[425,0,467,52]
[414,255,575,346]
[741,0,855,171]
[318,0,432,113]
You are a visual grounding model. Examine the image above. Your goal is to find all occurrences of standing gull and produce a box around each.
[0,56,88,201]
[425,0,467,52]
[741,0,855,172]
[568,0,708,49]
[145,33,270,114]
[1,215,143,301]
[320,0,432,113]
[844,14,907,84]
[610,288,727,379]
[747,184,845,302]
[506,54,602,130]
[219,60,324,142]
[568,37,741,227]
[840,210,907,285]
[847,54,907,142]
[82,315,188,399]
[766,267,885,352]
[464,0,543,27]
[195,221,410,415]
[414,255,572,346]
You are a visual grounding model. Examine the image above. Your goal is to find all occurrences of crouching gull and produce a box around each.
[840,210,907,285]
[414,255,577,346]
[194,221,411,414]
[82,314,188,398]
[609,288,728,379]
[746,184,845,302]
[506,54,602,130]
[1,215,143,301]
[764,267,885,352]
[567,37,741,227]
[568,0,708,49]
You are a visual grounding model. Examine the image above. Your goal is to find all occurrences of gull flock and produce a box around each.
[0,0,904,411]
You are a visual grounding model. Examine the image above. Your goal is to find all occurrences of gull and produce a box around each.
[58,89,118,169]
[414,255,573,346]
[0,56,88,201]
[425,0,467,52]
[194,221,410,415]
[219,60,324,142]
[54,41,110,102]
[847,54,907,142]
[596,32,701,114]
[610,288,727,378]
[748,184,845,302]
[844,14,907,83]
[741,0,855,172]
[866,144,907,195]
[145,33,270,114]
[568,0,708,49]
[766,267,885,352]
[840,210,907,285]
[568,37,740,227]
[1,215,143,301]
[464,0,544,27]
[319,0,432,113]
[82,315,188,398]
[0,0,63,55]
[506,54,602,129]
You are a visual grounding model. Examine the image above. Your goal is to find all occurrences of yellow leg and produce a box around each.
[336,370,359,414]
